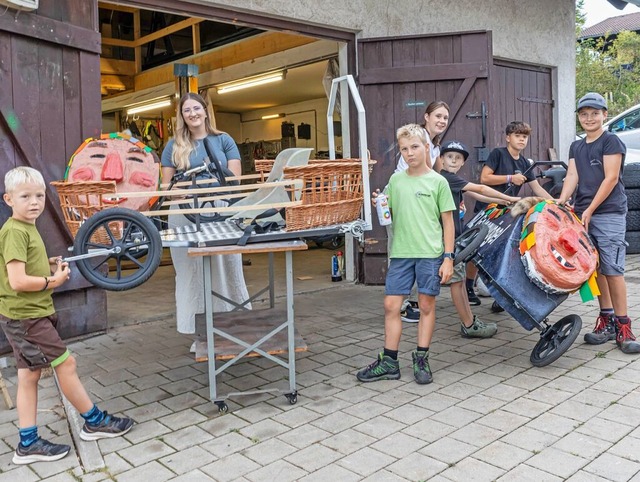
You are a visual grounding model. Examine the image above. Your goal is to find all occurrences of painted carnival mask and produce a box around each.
[519,200,598,294]
[66,133,160,211]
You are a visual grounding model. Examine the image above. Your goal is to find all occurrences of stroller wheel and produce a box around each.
[530,314,582,367]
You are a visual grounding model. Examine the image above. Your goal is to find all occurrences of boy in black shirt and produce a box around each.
[466,121,551,308]
[438,141,519,337]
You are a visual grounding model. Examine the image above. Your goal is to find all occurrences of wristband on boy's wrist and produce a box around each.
[506,174,512,183]
[42,277,50,291]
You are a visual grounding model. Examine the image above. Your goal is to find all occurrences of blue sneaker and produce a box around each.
[401,304,420,323]
[13,438,70,464]
[80,412,134,441]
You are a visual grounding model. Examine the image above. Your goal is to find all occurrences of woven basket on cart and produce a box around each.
[254,159,274,177]
[50,180,120,243]
[282,160,374,231]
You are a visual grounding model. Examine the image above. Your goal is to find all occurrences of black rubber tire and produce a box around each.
[626,231,640,254]
[454,224,489,265]
[627,210,640,231]
[626,188,640,210]
[73,207,162,291]
[623,163,640,188]
[530,314,582,367]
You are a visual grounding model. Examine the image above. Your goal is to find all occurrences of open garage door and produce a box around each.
[358,32,492,284]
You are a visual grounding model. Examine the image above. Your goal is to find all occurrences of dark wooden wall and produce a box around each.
[358,32,492,284]
[0,0,105,351]
[490,60,554,162]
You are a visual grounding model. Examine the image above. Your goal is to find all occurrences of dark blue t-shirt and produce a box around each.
[440,170,469,237]
[568,131,627,216]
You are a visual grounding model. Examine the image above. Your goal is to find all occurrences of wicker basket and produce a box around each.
[50,180,119,242]
[283,161,372,231]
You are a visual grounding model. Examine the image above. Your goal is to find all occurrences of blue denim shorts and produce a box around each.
[385,257,443,296]
[589,213,627,276]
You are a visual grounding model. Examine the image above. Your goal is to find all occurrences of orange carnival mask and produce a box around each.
[519,200,599,296]
[66,133,160,211]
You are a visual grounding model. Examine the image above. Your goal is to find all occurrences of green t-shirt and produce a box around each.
[386,170,455,258]
[0,218,55,319]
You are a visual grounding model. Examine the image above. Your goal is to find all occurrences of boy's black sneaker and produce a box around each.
[80,412,134,441]
[615,319,640,354]
[356,353,400,382]
[466,288,481,306]
[412,350,433,384]
[584,314,616,345]
[400,305,420,323]
[490,300,505,313]
[13,438,70,464]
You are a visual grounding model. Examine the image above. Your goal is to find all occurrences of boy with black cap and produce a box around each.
[559,92,639,354]
[439,140,519,337]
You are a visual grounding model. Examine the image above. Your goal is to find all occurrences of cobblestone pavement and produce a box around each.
[0,255,639,481]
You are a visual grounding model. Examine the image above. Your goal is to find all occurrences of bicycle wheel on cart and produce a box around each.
[73,207,162,291]
[530,314,582,367]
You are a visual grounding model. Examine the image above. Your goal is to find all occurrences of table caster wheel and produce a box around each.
[215,401,228,413]
[285,391,298,405]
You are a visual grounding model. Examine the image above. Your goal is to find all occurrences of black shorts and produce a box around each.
[0,313,69,370]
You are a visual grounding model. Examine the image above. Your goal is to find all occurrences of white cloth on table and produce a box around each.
[168,206,252,334]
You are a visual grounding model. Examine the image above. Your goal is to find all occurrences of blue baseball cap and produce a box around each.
[576,92,607,111]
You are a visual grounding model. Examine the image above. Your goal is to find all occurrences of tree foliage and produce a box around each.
[576,0,640,117]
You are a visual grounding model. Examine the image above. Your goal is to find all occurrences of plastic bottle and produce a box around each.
[376,193,392,226]
[331,254,342,282]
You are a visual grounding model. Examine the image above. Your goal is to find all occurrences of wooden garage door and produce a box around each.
[490,60,554,161]
[0,1,105,348]
[358,32,492,284]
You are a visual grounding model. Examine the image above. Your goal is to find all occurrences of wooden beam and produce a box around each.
[135,32,317,91]
[136,17,203,48]
[192,22,201,54]
[133,9,142,74]
[101,37,136,48]
[99,1,138,14]
[358,62,489,85]
[101,74,133,91]
[100,58,136,76]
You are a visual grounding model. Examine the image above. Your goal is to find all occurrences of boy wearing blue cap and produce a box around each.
[438,141,519,337]
[559,92,639,354]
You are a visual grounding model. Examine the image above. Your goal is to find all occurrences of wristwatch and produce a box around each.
[443,252,455,260]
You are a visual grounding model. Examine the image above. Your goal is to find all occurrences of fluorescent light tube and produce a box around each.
[217,71,285,94]
[261,113,285,120]
[126,99,172,115]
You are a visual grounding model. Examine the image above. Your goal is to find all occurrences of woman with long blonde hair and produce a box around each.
[161,92,250,337]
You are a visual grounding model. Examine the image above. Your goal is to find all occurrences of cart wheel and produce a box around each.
[73,207,162,291]
[454,224,489,265]
[215,401,228,413]
[285,391,298,405]
[530,314,582,367]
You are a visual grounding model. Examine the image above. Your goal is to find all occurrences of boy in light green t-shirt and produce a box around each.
[357,124,455,385]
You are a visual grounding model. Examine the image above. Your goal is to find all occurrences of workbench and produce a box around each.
[188,239,308,412]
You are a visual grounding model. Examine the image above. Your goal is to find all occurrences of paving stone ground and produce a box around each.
[0,254,639,481]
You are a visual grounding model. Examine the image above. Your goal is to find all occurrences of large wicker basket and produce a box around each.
[282,161,372,231]
[50,180,119,242]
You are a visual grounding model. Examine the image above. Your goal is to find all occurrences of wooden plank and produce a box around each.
[359,62,488,85]
[101,37,135,48]
[0,9,100,54]
[138,200,301,216]
[98,1,138,14]
[192,23,201,54]
[193,308,307,362]
[0,31,14,171]
[109,179,298,198]
[100,58,136,75]
[188,240,308,257]
[100,74,133,91]
[135,18,203,48]
[134,32,317,91]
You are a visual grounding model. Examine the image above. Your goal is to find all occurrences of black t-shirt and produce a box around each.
[440,170,469,237]
[568,131,627,215]
[474,147,534,212]
[484,147,535,195]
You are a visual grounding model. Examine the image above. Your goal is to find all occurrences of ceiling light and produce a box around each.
[261,113,286,120]
[216,71,285,94]
[126,99,172,115]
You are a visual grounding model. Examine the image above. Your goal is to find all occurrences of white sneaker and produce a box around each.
[189,341,197,353]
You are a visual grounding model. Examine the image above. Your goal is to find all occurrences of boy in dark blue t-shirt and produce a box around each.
[559,92,639,354]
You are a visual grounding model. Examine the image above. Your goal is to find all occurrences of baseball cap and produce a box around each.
[440,140,469,161]
[576,92,607,111]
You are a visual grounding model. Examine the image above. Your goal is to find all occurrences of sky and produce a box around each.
[582,0,640,27]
